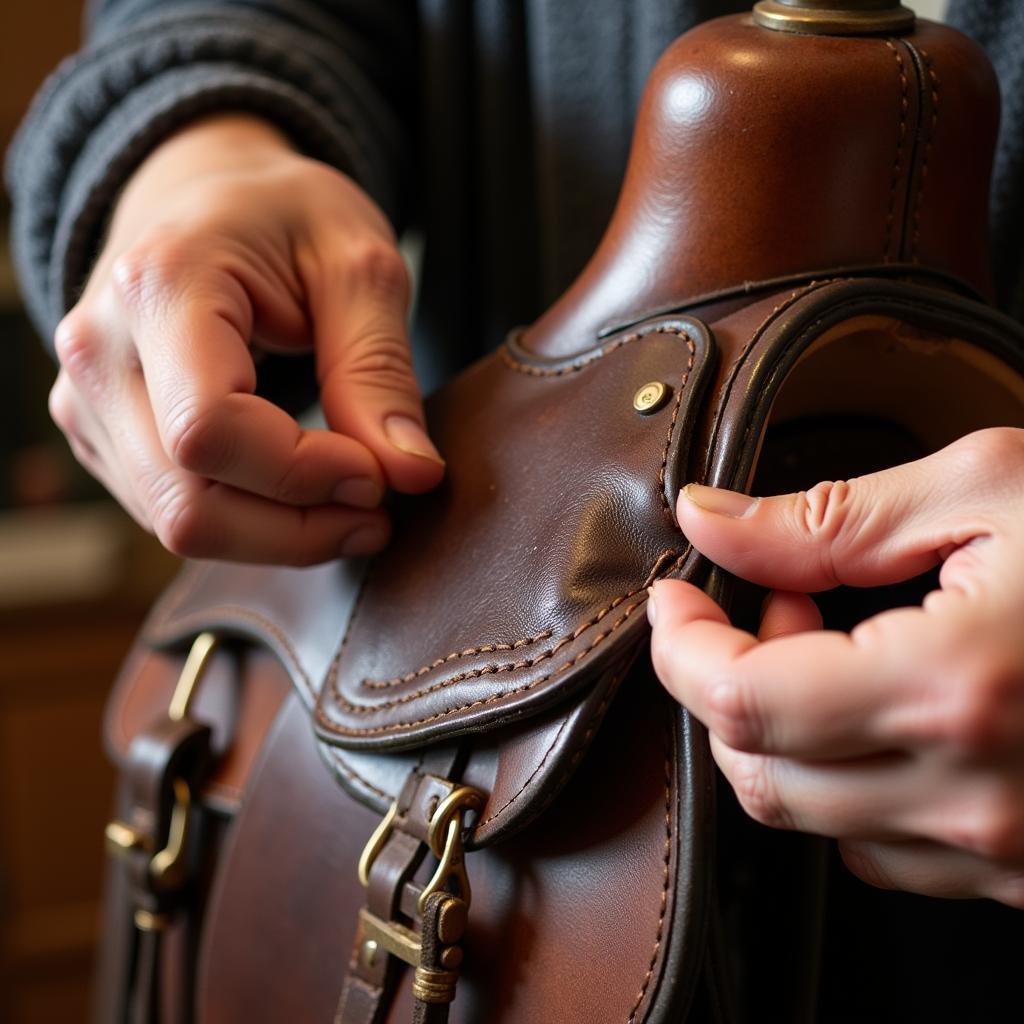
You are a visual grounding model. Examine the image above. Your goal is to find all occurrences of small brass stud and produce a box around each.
[361,939,379,969]
[633,381,670,415]
[440,946,464,969]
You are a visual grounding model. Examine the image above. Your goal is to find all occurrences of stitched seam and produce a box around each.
[331,548,679,714]
[476,715,573,828]
[316,596,649,736]
[884,40,909,262]
[657,336,696,518]
[326,747,391,802]
[475,658,627,829]
[911,48,939,262]
[627,716,674,1022]
[362,630,554,689]
[145,603,317,703]
[501,334,636,375]
[500,325,691,376]
[701,280,831,485]
[353,325,695,694]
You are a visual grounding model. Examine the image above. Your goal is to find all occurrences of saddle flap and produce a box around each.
[311,317,715,750]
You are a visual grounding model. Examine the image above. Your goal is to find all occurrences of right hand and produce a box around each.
[49,114,444,565]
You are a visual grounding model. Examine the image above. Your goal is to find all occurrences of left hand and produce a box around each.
[648,427,1024,907]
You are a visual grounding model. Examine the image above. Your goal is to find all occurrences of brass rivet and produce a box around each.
[633,381,670,415]
[440,945,464,969]
[437,898,468,944]
[361,939,379,969]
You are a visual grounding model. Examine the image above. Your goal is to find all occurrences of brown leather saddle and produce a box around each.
[97,4,1024,1022]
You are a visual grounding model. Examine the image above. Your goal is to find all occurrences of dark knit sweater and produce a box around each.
[6,1,1020,374]
[5,4,1023,1020]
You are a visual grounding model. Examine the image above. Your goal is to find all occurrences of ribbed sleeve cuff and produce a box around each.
[6,6,408,340]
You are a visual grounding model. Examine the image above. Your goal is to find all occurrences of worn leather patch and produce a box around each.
[312,318,714,749]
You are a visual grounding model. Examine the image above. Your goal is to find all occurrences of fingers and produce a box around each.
[304,237,446,495]
[676,429,1024,593]
[649,579,909,758]
[758,590,822,641]
[840,839,1024,908]
[114,251,386,508]
[52,336,390,564]
[113,373,390,564]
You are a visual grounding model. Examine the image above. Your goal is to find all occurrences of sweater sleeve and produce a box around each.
[5,0,417,343]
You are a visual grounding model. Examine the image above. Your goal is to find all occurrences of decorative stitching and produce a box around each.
[330,542,681,717]
[500,324,692,377]
[326,748,391,802]
[627,719,674,1023]
[362,630,554,689]
[911,48,940,262]
[657,336,696,518]
[883,40,909,262]
[146,602,318,703]
[350,324,696,697]
[315,595,649,737]
[332,583,651,714]
[501,333,637,376]
[702,280,832,485]
[475,658,628,829]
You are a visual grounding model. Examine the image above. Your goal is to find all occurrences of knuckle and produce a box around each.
[792,480,857,585]
[838,842,897,892]
[706,678,763,751]
[165,401,233,477]
[952,790,1024,861]
[346,238,410,304]
[729,756,790,830]
[151,488,218,559]
[112,232,192,309]
[47,378,76,434]
[795,479,851,540]
[952,427,1024,479]
[337,332,416,391]
[939,661,1022,757]
[993,874,1024,910]
[53,311,100,378]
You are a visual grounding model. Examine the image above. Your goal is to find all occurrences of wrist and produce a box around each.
[106,114,296,240]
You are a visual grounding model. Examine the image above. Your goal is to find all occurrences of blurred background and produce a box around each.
[0,5,178,1021]
[0,0,951,1021]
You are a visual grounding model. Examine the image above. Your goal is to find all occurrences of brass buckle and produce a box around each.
[357,784,483,914]
[168,630,218,721]
[419,786,483,913]
[105,632,217,891]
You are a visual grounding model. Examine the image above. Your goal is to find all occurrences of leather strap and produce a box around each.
[108,716,213,1024]
[335,750,464,1024]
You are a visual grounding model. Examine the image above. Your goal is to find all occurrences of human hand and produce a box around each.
[649,427,1024,907]
[48,115,443,564]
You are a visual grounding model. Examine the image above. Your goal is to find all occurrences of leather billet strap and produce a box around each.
[107,716,212,1024]
[335,747,475,1024]
[104,634,221,1024]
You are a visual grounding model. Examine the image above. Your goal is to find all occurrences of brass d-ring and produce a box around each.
[426,786,484,859]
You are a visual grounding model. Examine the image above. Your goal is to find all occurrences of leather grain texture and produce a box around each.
[97,12,1024,1024]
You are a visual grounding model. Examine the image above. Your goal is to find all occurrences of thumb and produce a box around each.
[310,242,445,495]
[677,436,996,592]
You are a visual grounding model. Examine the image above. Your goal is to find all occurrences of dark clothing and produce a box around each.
[6,4,1024,1020]
[6,2,1022,371]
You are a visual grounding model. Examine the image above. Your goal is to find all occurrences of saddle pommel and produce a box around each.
[527,10,999,353]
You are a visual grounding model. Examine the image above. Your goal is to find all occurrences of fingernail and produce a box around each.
[333,477,382,509]
[341,524,388,557]
[384,415,445,465]
[646,586,658,626]
[682,483,757,519]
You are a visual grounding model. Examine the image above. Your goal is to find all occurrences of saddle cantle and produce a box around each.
[98,4,1024,1022]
